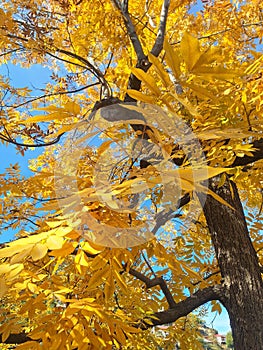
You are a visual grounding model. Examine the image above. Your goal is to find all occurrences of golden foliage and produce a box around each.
[0,0,262,349]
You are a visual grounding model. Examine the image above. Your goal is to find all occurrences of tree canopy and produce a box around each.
[0,0,262,349]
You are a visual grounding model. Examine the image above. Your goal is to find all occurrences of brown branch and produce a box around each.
[111,0,146,62]
[5,32,111,98]
[5,82,100,109]
[138,285,224,329]
[0,332,31,344]
[231,138,263,167]
[0,47,23,57]
[128,267,177,308]
[0,285,221,343]
[0,131,64,148]
[151,0,170,57]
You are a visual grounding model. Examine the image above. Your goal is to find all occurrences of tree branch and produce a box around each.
[138,285,224,329]
[151,0,170,56]
[128,267,177,308]
[0,131,64,148]
[5,82,99,110]
[111,0,146,62]
[0,332,31,344]
[231,138,263,167]
[0,285,223,343]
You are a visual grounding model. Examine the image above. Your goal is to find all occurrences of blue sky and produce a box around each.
[0,63,48,242]
[204,303,231,334]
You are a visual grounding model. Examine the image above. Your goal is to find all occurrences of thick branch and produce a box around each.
[151,0,171,56]
[138,285,223,329]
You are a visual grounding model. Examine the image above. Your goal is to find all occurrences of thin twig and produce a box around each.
[5,82,99,109]
[0,131,64,148]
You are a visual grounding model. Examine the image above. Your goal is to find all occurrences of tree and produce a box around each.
[0,0,262,349]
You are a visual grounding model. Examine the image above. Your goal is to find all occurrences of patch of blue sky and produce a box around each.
[203,302,231,334]
[188,0,204,15]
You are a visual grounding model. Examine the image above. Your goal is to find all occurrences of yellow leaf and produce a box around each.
[121,324,141,333]
[194,45,222,67]
[46,235,65,250]
[211,300,222,314]
[114,270,127,293]
[36,105,63,112]
[0,278,7,298]
[0,262,18,275]
[64,101,81,115]
[127,89,156,104]
[0,245,24,259]
[46,220,64,228]
[23,111,69,123]
[104,271,115,302]
[27,282,39,294]
[180,32,202,71]
[115,326,126,345]
[88,266,110,289]
[131,68,161,96]
[97,140,113,156]
[30,243,48,261]
[54,287,73,295]
[85,328,102,348]
[148,52,171,88]
[192,65,239,80]
[46,226,73,237]
[163,38,181,78]
[1,327,11,343]
[80,241,103,255]
[182,81,216,100]
[77,250,90,267]
[169,91,201,116]
[15,341,39,349]
[8,264,24,279]
[47,123,79,138]
[10,246,33,264]
[49,242,77,257]
[245,55,263,75]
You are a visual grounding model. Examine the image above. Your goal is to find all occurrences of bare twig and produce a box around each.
[5,82,99,109]
[0,131,64,148]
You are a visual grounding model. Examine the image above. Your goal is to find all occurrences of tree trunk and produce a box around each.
[202,177,263,349]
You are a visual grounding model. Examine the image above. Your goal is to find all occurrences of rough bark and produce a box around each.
[201,177,263,350]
